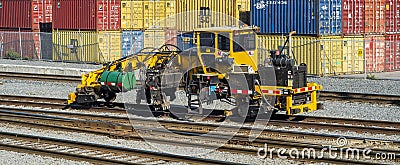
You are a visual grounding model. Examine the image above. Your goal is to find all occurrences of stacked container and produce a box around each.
[120,0,178,57]
[251,0,343,36]
[384,0,400,71]
[252,0,366,76]
[253,0,400,75]
[0,0,52,60]
[52,0,122,63]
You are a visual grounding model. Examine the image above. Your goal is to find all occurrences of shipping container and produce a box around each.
[177,32,195,50]
[121,0,176,30]
[237,0,250,12]
[251,0,342,36]
[342,0,365,35]
[258,35,365,76]
[385,34,400,71]
[176,0,238,32]
[122,30,144,57]
[52,30,121,63]
[0,0,52,30]
[0,29,40,60]
[365,0,385,34]
[52,0,120,31]
[365,35,385,72]
[342,36,365,74]
[143,28,177,49]
[385,0,400,33]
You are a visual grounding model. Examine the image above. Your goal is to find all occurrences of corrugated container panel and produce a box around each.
[365,35,385,72]
[385,34,400,71]
[257,35,320,75]
[319,36,344,75]
[122,30,144,57]
[47,30,122,62]
[53,0,120,31]
[237,0,250,11]
[98,31,121,61]
[176,0,238,32]
[258,35,365,75]
[52,30,99,62]
[32,0,53,30]
[251,0,342,36]
[177,32,195,50]
[365,0,385,34]
[144,29,166,49]
[342,0,365,35]
[385,0,400,33]
[0,29,40,60]
[121,0,176,30]
[165,29,177,50]
[0,0,32,29]
[342,36,365,73]
[143,28,178,49]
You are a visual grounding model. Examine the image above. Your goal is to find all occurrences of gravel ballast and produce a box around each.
[303,101,400,122]
[0,79,76,99]
[0,150,91,165]
[309,77,400,95]
[0,59,101,70]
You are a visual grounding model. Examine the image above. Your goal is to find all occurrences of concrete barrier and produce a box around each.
[0,64,95,77]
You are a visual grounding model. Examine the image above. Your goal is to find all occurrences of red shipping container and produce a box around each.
[365,35,385,72]
[52,0,121,31]
[385,0,400,33]
[0,0,52,30]
[165,29,177,50]
[0,29,40,60]
[343,0,365,35]
[365,0,386,34]
[385,34,400,71]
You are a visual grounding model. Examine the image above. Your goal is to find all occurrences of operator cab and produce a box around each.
[193,27,260,74]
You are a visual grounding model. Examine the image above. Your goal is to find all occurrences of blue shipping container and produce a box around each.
[177,32,196,51]
[122,30,144,57]
[251,0,342,35]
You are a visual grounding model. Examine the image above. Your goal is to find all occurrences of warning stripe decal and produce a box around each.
[294,86,317,93]
[231,89,253,94]
[262,90,281,95]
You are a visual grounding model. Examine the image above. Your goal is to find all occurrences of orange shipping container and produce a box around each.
[365,35,385,72]
[364,0,385,34]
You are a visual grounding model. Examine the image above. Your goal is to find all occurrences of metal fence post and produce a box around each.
[363,33,367,79]
[19,28,23,60]
[0,32,3,59]
[38,31,42,60]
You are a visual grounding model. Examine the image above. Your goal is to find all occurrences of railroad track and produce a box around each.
[1,94,399,133]
[0,95,400,163]
[0,131,238,165]
[0,108,398,165]
[319,91,400,105]
[1,94,400,136]
[0,71,81,83]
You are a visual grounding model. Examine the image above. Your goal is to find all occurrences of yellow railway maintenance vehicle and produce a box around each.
[66,27,322,117]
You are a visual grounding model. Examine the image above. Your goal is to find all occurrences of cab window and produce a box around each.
[233,32,256,52]
[218,33,230,51]
[199,32,215,53]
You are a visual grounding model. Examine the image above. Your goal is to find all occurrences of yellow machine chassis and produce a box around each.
[260,82,322,115]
